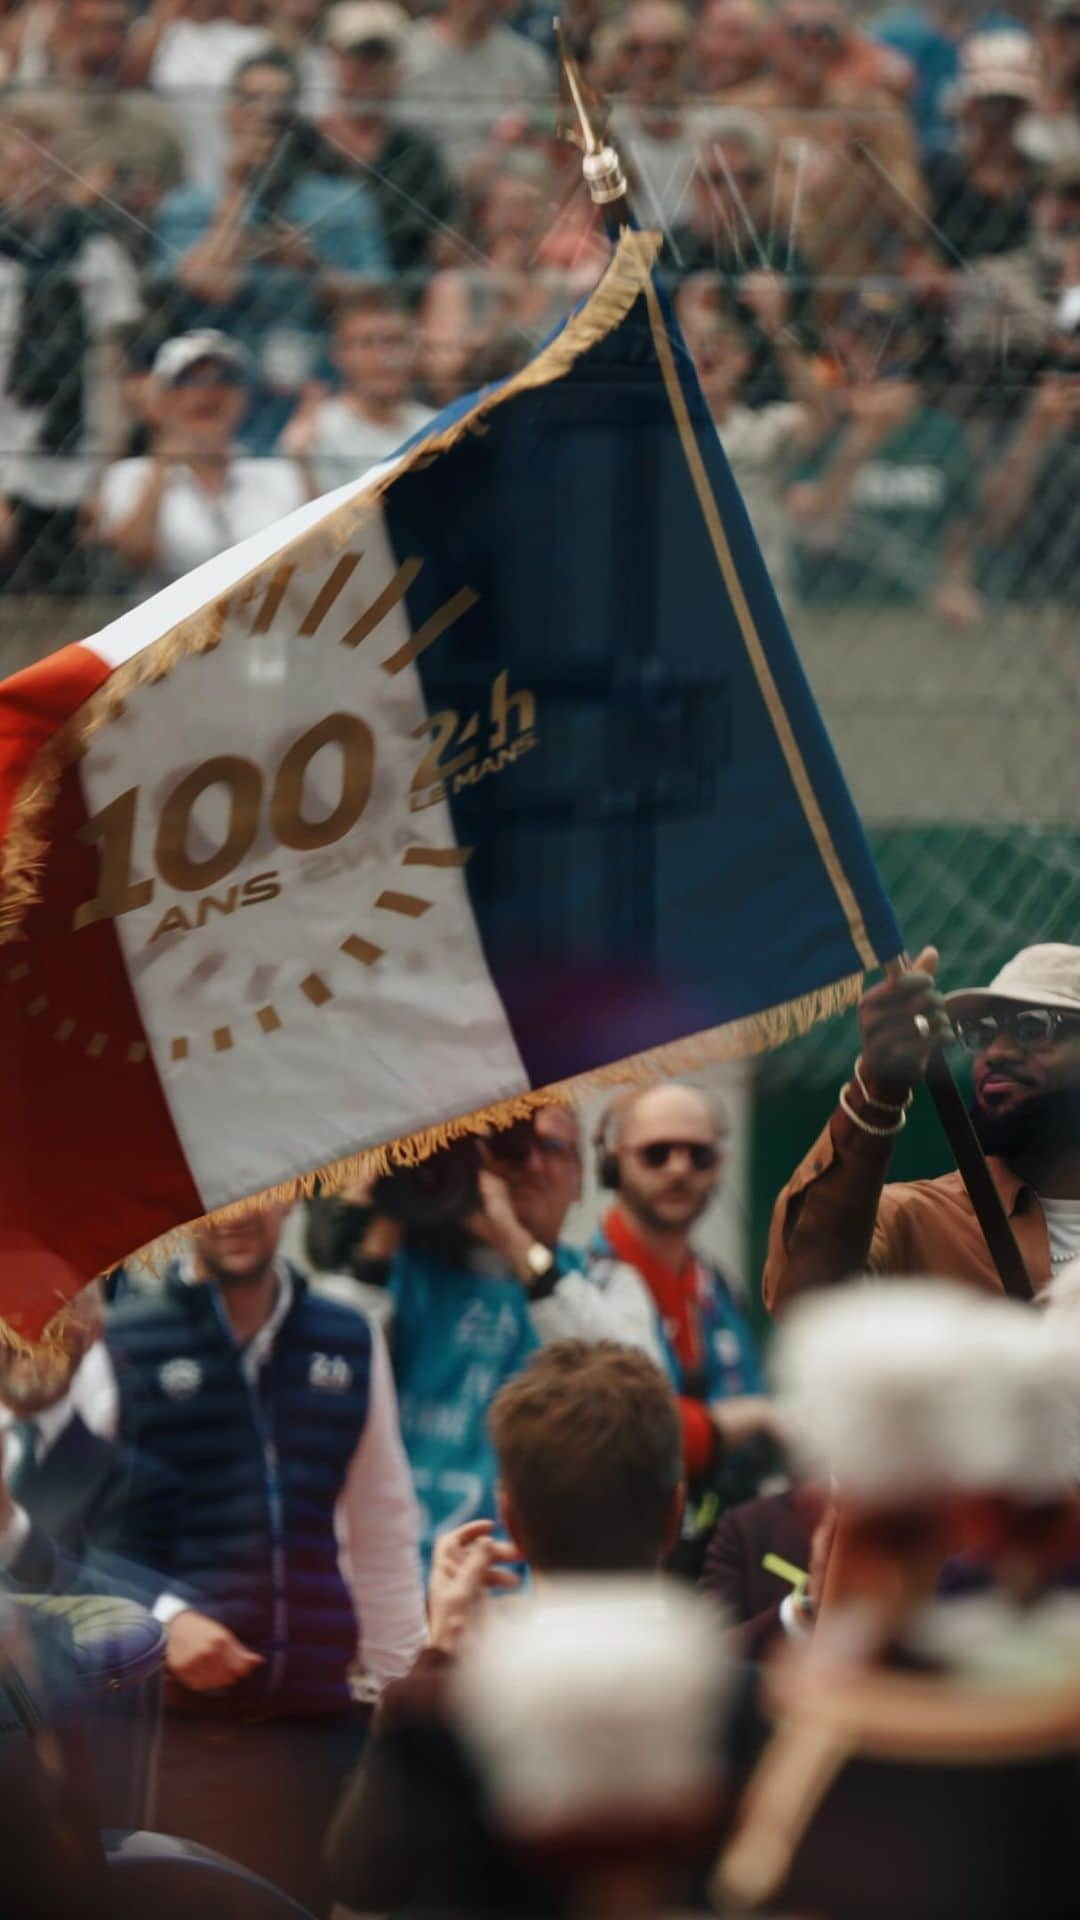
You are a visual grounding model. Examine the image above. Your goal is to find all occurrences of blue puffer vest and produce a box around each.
[106,1264,372,1716]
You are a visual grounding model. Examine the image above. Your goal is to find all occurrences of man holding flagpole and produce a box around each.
[764,941,1080,1310]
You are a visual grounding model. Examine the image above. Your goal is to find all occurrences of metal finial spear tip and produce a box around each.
[554,15,628,210]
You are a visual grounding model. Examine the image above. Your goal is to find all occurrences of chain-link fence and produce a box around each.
[0,12,1076,1275]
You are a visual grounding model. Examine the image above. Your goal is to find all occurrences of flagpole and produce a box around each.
[553,25,1033,1304]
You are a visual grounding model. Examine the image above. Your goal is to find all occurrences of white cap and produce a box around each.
[951,30,1042,106]
[449,1579,728,1841]
[943,943,1080,1024]
[776,1282,1079,1504]
[152,329,250,388]
[324,1,409,52]
[774,1281,1014,1501]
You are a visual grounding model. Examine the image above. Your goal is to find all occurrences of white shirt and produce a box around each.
[298,397,436,499]
[1039,1194,1080,1272]
[150,17,269,193]
[9,1277,426,1692]
[97,455,307,588]
[528,1262,669,1370]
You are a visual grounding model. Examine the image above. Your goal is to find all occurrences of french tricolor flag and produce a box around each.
[0,232,902,1342]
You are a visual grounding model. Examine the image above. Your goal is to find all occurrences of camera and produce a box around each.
[372,1138,484,1229]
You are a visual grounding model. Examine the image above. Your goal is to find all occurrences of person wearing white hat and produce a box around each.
[765,942,1080,1310]
[925,30,1043,264]
[316,0,457,276]
[94,328,309,588]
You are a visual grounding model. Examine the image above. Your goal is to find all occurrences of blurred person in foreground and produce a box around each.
[326,1339,700,1916]
[383,1108,668,1572]
[401,0,554,182]
[678,282,829,591]
[927,31,1044,264]
[104,1198,426,1913]
[280,284,434,493]
[764,942,1080,1312]
[726,0,925,315]
[589,1085,781,1577]
[0,1280,183,1601]
[785,287,979,624]
[316,1,458,281]
[150,48,387,451]
[95,329,307,587]
[0,102,141,594]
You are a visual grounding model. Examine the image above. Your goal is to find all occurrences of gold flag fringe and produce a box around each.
[5,971,862,1354]
[0,228,663,946]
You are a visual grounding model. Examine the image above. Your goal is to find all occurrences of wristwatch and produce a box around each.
[524,1242,556,1285]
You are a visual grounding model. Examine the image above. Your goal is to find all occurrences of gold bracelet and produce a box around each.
[839,1082,907,1138]
[853,1054,914,1114]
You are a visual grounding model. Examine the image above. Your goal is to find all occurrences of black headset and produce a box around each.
[593,1097,626,1191]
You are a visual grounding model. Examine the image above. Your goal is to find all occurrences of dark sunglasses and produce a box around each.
[957,1006,1080,1055]
[631,1140,721,1171]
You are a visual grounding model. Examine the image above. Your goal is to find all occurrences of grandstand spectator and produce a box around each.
[1022,0,1080,170]
[0,103,141,594]
[149,49,387,451]
[2,0,185,239]
[401,0,554,182]
[786,288,979,622]
[416,151,577,404]
[693,0,768,96]
[610,1,699,235]
[668,116,819,402]
[95,329,307,586]
[981,335,1080,603]
[727,0,925,313]
[280,285,434,493]
[927,32,1043,262]
[949,154,1080,396]
[124,0,270,194]
[680,283,829,587]
[317,0,458,279]
[266,0,337,120]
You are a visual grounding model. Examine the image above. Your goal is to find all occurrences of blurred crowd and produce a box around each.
[0,0,1077,608]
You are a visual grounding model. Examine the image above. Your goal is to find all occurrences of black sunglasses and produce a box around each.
[631,1140,720,1171]
[957,1006,1080,1055]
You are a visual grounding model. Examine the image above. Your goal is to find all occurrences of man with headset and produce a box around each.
[589,1083,781,1573]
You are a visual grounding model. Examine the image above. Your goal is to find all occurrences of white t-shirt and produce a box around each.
[0,234,141,509]
[97,454,306,586]
[301,397,435,497]
[151,17,269,193]
[1038,1194,1080,1272]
